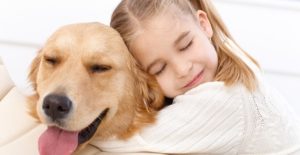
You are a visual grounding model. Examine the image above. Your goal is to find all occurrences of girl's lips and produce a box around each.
[183,70,204,89]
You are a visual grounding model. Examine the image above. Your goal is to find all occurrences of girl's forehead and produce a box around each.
[130,14,198,64]
[131,11,199,49]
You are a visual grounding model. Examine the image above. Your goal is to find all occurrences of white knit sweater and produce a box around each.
[92,41,300,155]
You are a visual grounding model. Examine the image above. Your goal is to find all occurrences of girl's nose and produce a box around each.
[172,60,192,78]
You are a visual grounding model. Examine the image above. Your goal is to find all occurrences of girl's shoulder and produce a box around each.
[180,81,248,96]
[174,81,250,107]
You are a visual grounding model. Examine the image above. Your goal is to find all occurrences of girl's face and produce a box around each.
[130,10,218,98]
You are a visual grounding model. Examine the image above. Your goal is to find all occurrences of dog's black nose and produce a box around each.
[43,94,72,121]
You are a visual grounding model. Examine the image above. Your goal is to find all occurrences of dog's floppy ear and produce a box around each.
[28,50,42,90]
[137,70,164,111]
[27,50,42,120]
[129,56,164,112]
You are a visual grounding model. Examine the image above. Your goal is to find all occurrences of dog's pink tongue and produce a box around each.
[38,126,79,155]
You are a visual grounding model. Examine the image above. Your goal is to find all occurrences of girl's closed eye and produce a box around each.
[179,39,193,51]
[153,64,166,76]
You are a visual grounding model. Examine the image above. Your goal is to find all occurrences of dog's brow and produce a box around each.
[43,48,60,56]
[83,53,112,65]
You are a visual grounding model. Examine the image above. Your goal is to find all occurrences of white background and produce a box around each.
[0,0,300,113]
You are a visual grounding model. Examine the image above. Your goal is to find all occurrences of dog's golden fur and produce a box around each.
[27,22,164,151]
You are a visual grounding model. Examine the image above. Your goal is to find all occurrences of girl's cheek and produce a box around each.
[156,77,170,95]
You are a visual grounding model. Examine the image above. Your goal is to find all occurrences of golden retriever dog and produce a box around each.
[27,22,164,155]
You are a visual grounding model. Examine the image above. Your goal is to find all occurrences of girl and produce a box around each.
[93,0,300,154]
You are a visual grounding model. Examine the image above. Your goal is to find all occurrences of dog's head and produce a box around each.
[27,22,164,154]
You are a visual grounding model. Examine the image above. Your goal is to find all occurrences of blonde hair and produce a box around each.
[110,0,259,91]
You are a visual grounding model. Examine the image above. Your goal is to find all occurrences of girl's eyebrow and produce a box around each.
[174,31,190,46]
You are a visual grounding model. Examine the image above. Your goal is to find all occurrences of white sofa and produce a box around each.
[0,57,44,154]
[0,57,162,155]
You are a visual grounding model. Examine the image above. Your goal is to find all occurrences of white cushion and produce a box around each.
[0,58,14,100]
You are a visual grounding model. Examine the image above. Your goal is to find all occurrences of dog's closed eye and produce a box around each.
[44,56,59,66]
[90,64,111,73]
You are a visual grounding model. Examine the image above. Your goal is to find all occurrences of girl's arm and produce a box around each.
[94,82,247,154]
